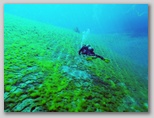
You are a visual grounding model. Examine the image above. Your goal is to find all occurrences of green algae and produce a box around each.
[5,85,12,92]
[4,13,148,112]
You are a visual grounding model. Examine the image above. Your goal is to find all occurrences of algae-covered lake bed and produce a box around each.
[4,13,148,112]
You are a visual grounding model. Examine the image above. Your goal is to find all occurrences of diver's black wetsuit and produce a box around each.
[79,45,105,60]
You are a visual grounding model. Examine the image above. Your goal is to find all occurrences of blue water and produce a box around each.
[4,4,148,75]
[4,4,148,36]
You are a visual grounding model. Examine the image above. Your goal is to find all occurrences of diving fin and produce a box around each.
[104,59,110,63]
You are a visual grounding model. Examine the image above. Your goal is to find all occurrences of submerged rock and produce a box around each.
[12,98,34,112]
[61,65,91,80]
[4,92,9,100]
[61,65,92,87]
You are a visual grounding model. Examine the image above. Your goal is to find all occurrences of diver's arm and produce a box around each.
[79,46,87,55]
[79,48,82,55]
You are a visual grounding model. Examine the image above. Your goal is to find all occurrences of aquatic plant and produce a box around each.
[5,85,12,92]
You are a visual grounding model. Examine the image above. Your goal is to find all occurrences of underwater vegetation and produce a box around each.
[4,13,148,112]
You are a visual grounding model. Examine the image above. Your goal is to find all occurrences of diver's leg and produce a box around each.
[95,54,105,60]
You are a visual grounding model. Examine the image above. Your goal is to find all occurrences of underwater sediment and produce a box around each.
[4,13,148,112]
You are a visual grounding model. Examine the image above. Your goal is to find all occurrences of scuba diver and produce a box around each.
[78,44,110,63]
